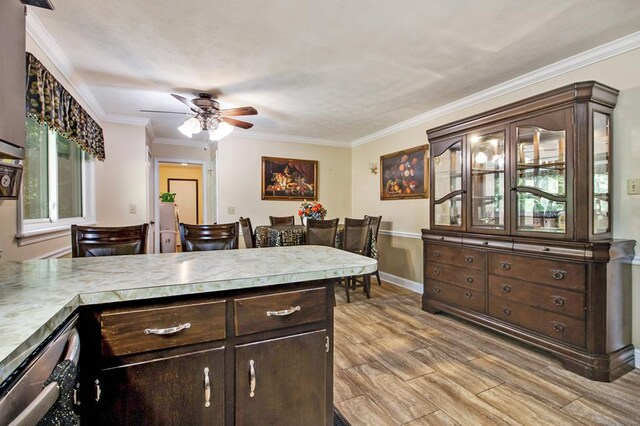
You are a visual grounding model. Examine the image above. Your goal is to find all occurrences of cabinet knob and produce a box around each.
[482,241,489,245]
[551,270,566,280]
[551,296,566,306]
[432,251,441,258]
[465,256,474,263]
[500,284,511,293]
[542,247,550,252]
[464,292,472,299]
[465,276,474,283]
[502,307,511,316]
[501,262,511,270]
[433,287,441,294]
[552,322,566,333]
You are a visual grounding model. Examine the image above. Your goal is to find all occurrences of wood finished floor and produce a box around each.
[333,281,640,426]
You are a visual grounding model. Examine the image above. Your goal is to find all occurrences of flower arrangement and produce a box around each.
[298,200,327,220]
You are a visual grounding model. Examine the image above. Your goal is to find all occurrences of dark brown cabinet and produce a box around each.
[80,282,334,424]
[235,330,327,426]
[0,0,26,159]
[423,82,635,382]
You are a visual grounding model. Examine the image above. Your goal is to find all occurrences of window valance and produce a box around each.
[26,52,105,161]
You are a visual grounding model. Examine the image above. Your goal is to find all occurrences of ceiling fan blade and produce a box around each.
[220,106,258,117]
[221,117,254,129]
[140,109,192,115]
[171,94,203,113]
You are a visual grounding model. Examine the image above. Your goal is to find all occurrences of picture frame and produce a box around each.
[380,144,429,200]
[261,156,318,201]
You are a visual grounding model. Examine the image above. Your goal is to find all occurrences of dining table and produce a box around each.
[254,224,379,259]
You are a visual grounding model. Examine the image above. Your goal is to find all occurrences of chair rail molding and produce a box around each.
[378,230,422,239]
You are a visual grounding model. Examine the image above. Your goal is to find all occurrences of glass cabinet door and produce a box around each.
[432,139,463,227]
[469,130,505,231]
[514,114,568,235]
[593,111,610,234]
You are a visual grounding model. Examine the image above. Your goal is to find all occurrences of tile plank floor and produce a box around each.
[333,281,640,425]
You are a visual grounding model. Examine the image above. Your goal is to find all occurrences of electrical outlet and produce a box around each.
[129,204,137,214]
[627,178,640,195]
[227,206,235,215]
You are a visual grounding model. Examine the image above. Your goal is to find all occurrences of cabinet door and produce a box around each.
[235,330,327,426]
[511,108,573,238]
[431,136,465,229]
[467,127,508,234]
[95,347,225,426]
[591,110,611,236]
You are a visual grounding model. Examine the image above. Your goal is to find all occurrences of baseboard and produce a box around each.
[635,348,640,369]
[378,271,423,294]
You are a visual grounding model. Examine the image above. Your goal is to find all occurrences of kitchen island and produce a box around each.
[0,245,376,425]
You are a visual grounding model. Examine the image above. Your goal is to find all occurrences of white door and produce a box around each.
[169,179,198,225]
[146,147,155,253]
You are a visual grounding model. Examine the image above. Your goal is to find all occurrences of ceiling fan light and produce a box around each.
[178,117,202,137]
[209,122,234,141]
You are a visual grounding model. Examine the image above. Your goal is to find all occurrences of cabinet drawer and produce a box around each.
[425,245,486,270]
[426,263,486,292]
[488,275,585,319]
[487,253,585,291]
[425,280,486,313]
[234,287,327,336]
[488,296,585,348]
[101,300,226,357]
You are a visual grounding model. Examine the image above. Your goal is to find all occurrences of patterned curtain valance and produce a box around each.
[26,52,105,161]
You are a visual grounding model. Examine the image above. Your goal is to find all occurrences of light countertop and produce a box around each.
[0,245,376,383]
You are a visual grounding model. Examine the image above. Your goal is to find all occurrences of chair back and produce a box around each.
[239,217,255,248]
[71,224,149,258]
[269,215,295,226]
[306,218,339,247]
[180,222,239,251]
[343,218,371,255]
[364,215,382,240]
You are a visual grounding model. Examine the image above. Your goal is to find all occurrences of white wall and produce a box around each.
[216,135,352,226]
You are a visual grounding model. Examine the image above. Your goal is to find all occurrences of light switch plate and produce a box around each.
[129,204,137,214]
[227,206,235,214]
[627,178,640,195]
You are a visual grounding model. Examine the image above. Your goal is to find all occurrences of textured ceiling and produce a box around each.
[32,0,640,144]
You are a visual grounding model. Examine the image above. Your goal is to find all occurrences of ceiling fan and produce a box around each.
[141,93,258,141]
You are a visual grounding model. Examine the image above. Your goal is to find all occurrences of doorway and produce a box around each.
[168,178,199,224]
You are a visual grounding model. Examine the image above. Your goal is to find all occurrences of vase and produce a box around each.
[302,216,308,226]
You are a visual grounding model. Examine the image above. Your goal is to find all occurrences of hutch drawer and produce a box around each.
[487,252,586,291]
[488,275,585,319]
[488,297,585,348]
[426,262,486,292]
[425,280,486,313]
[234,287,327,336]
[425,244,486,270]
[100,300,227,357]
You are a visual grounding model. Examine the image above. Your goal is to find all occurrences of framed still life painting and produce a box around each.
[261,156,318,201]
[380,144,429,200]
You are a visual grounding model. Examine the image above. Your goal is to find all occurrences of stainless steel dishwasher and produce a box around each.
[0,316,80,426]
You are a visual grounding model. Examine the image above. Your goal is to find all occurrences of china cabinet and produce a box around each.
[423,81,635,381]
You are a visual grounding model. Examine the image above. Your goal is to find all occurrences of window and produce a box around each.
[19,117,95,239]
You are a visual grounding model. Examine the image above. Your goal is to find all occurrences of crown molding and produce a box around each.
[153,137,212,149]
[102,114,150,126]
[231,131,348,147]
[350,31,640,147]
[26,10,107,122]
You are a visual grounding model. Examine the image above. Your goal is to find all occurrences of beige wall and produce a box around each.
[216,136,352,226]
[159,163,204,224]
[352,47,640,346]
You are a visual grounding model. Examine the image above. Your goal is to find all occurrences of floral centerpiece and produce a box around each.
[298,200,327,224]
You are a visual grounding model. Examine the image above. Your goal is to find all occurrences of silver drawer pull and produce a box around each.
[144,322,191,335]
[204,367,211,408]
[433,287,441,294]
[464,292,472,299]
[434,267,441,275]
[551,296,566,306]
[552,270,566,280]
[552,322,566,333]
[502,307,511,316]
[249,360,256,398]
[500,284,512,293]
[501,262,511,270]
[266,305,301,317]
[432,251,441,258]
[464,255,474,263]
[465,276,474,283]
[542,247,550,252]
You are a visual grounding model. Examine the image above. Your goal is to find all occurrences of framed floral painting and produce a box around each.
[380,144,429,200]
[261,156,318,201]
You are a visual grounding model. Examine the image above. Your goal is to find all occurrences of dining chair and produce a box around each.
[306,218,339,247]
[180,222,239,251]
[339,217,371,303]
[71,224,149,257]
[364,215,383,285]
[239,217,255,248]
[269,215,295,226]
